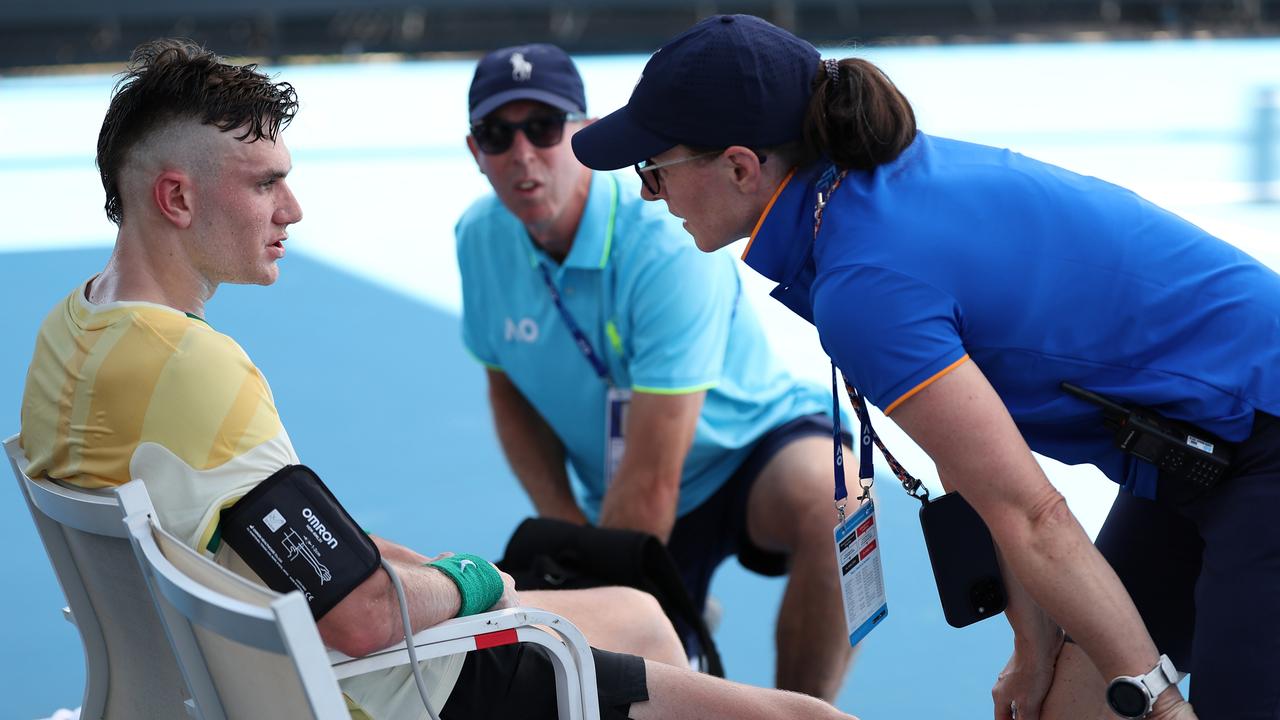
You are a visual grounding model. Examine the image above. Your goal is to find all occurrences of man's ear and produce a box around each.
[465,134,486,174]
[153,170,194,229]
[724,145,766,193]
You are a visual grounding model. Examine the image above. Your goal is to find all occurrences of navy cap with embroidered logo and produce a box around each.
[573,15,820,171]
[469,43,587,122]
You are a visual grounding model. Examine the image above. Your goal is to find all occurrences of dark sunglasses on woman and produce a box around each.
[470,111,586,155]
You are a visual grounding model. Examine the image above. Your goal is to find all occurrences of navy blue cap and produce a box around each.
[573,15,820,170]
[469,43,586,122]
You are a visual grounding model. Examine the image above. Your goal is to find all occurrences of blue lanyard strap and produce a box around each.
[819,167,857,520]
[537,262,610,381]
[534,174,620,384]
[831,363,850,513]
[828,364,876,523]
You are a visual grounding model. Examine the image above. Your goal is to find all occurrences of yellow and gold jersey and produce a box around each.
[20,279,462,718]
[21,279,297,551]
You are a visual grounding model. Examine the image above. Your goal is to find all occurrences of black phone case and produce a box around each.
[918,491,1007,628]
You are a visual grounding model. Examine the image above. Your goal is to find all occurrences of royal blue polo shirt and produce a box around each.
[743,133,1280,499]
[457,171,832,518]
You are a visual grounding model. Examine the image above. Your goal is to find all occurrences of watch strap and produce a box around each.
[1141,654,1180,699]
[1107,654,1180,718]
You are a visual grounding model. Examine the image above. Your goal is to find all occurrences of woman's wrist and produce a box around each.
[1013,618,1063,658]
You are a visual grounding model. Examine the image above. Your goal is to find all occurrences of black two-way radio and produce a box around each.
[1060,382,1234,493]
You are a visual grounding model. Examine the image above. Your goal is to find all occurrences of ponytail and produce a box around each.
[804,58,916,170]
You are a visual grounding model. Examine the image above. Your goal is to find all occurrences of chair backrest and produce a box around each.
[6,434,189,720]
[117,481,351,720]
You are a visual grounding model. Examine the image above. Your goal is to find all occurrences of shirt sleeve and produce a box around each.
[621,241,738,393]
[455,212,502,370]
[813,263,968,413]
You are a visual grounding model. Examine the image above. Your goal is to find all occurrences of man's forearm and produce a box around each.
[493,412,584,521]
[319,557,462,657]
[597,463,681,540]
[487,370,586,523]
[371,535,430,564]
[596,390,702,541]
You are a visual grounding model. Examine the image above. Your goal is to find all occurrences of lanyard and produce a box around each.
[814,165,930,520]
[840,371,930,507]
[535,175,620,384]
[538,262,610,380]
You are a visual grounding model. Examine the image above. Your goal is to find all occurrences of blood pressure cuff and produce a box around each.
[220,464,380,619]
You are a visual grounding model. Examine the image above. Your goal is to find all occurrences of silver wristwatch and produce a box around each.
[1105,654,1180,719]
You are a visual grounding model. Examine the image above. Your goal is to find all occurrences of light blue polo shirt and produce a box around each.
[457,171,831,519]
[744,133,1280,499]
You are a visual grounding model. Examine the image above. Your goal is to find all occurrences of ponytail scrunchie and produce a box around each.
[824,57,841,83]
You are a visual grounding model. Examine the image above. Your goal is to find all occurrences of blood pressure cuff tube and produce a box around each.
[220,464,380,619]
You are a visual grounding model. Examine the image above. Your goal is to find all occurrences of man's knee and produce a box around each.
[747,437,842,551]
[591,587,685,666]
[596,586,666,622]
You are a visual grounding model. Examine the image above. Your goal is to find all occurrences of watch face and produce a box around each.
[1107,680,1150,718]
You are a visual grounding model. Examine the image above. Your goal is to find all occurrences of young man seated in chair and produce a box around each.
[17,38,858,720]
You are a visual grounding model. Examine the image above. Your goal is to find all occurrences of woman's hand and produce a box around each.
[993,630,1063,720]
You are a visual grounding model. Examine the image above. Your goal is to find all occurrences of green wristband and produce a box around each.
[427,554,504,617]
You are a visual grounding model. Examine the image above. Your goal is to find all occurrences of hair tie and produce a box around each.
[824,58,840,83]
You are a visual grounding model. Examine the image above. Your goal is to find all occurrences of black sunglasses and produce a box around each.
[470,112,585,155]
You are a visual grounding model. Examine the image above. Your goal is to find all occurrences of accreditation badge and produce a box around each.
[834,499,888,647]
[604,386,631,486]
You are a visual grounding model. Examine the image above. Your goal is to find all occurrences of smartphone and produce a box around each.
[918,491,1007,628]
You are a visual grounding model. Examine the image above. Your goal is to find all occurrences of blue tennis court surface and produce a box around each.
[2,38,1277,718]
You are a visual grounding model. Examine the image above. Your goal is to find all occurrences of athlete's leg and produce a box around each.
[745,434,856,701]
[634,657,859,720]
[523,586,686,667]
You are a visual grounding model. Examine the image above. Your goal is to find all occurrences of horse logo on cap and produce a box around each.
[510,52,533,81]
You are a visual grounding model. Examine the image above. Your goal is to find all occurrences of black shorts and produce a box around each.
[440,644,647,720]
[666,412,849,612]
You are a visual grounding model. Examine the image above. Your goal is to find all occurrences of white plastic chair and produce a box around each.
[116,479,601,720]
[6,433,189,719]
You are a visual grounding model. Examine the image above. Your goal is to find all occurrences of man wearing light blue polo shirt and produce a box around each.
[455,43,857,700]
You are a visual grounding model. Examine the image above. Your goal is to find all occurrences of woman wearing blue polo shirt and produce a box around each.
[572,14,1280,720]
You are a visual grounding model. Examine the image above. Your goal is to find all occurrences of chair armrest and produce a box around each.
[328,606,600,719]
[327,607,588,675]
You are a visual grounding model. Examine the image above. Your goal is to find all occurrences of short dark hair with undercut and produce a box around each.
[96,39,299,225]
